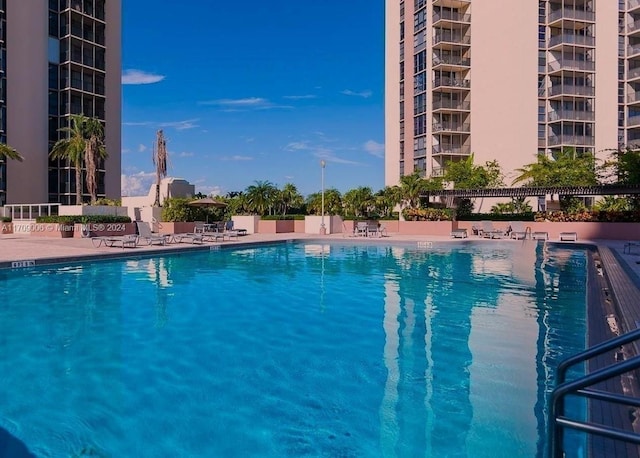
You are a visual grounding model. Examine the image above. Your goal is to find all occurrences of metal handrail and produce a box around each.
[549,328,640,457]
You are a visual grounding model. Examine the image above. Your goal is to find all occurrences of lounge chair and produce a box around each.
[480,221,507,239]
[91,234,138,249]
[367,221,383,237]
[451,228,468,238]
[509,221,529,240]
[173,232,205,244]
[355,221,368,237]
[136,221,168,245]
[559,232,578,242]
[225,220,247,237]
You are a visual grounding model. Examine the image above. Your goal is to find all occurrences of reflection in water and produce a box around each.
[378,243,587,456]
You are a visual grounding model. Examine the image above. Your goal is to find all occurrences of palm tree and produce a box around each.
[0,143,23,162]
[245,180,278,215]
[152,129,168,207]
[397,172,429,210]
[50,114,88,204]
[343,186,375,218]
[83,117,107,204]
[279,183,304,215]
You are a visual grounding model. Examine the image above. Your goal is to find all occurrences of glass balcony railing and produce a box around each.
[433,33,471,46]
[432,122,471,133]
[548,85,595,97]
[547,135,595,146]
[548,34,595,48]
[629,0,640,11]
[548,8,595,23]
[547,110,595,122]
[432,55,471,67]
[431,144,471,156]
[433,77,471,88]
[629,67,640,80]
[432,99,471,110]
[432,11,471,24]
[548,59,595,72]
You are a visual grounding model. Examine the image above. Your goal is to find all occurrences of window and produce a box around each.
[414,9,426,32]
[414,93,426,115]
[414,114,426,136]
[414,50,426,73]
[414,71,426,92]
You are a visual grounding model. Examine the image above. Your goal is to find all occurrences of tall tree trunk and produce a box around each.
[75,160,82,204]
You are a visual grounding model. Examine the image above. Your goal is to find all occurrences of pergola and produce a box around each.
[420,185,640,210]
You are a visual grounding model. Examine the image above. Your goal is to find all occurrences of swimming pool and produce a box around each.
[0,241,587,457]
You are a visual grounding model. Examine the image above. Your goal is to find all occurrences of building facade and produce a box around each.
[1,0,121,205]
[385,0,627,187]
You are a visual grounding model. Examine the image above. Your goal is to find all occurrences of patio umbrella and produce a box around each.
[188,198,227,223]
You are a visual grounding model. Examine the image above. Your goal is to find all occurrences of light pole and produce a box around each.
[320,160,326,235]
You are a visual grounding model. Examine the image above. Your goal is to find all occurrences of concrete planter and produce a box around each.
[157,222,196,235]
[29,223,75,238]
[232,215,260,234]
[58,205,129,217]
[456,221,640,241]
[398,221,457,236]
[73,222,136,238]
[305,215,343,234]
[258,219,295,233]
[294,220,305,233]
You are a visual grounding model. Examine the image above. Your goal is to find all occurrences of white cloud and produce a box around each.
[159,119,199,130]
[363,140,384,158]
[283,94,317,100]
[199,97,292,111]
[122,69,165,85]
[121,172,155,196]
[197,185,223,196]
[179,151,194,158]
[341,89,373,98]
[138,144,147,153]
[220,155,253,161]
[284,141,310,152]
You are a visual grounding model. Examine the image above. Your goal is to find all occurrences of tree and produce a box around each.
[374,186,401,219]
[342,186,375,218]
[395,172,442,210]
[444,155,504,189]
[245,180,278,215]
[278,183,304,215]
[50,114,90,204]
[82,117,107,204]
[512,148,597,187]
[152,129,168,207]
[306,188,342,215]
[0,143,23,162]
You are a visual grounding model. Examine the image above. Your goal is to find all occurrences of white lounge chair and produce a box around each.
[91,234,138,249]
[480,221,507,239]
[136,221,168,245]
[355,221,368,237]
[509,221,529,240]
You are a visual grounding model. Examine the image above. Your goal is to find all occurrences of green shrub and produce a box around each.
[36,215,131,224]
[403,208,453,221]
[261,214,306,221]
[459,213,536,222]
[1,216,11,222]
[536,211,640,222]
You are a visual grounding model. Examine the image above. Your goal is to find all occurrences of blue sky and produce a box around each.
[121,0,385,198]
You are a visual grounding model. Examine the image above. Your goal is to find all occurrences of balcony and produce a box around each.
[432,11,471,26]
[629,44,640,57]
[432,54,471,70]
[629,67,640,81]
[432,122,471,133]
[431,144,471,156]
[548,59,595,73]
[433,32,471,49]
[432,0,471,8]
[628,19,640,35]
[547,135,595,146]
[433,77,471,89]
[547,110,595,122]
[628,92,640,104]
[548,85,595,97]
[630,0,640,12]
[432,99,471,111]
[548,8,595,25]
[628,115,640,127]
[547,34,595,49]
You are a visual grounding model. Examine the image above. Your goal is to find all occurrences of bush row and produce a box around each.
[35,215,131,224]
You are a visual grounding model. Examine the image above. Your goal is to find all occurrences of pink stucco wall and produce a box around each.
[456,221,640,241]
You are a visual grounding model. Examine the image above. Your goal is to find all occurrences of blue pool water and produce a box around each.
[0,241,587,457]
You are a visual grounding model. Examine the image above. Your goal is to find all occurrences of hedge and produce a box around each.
[36,215,131,224]
[261,214,306,221]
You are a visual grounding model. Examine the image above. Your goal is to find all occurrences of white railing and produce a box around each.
[3,203,60,220]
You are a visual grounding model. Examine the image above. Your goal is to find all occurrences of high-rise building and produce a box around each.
[385,0,625,187]
[1,0,121,205]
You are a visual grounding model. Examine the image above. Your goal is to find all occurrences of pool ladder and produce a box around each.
[549,327,640,457]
